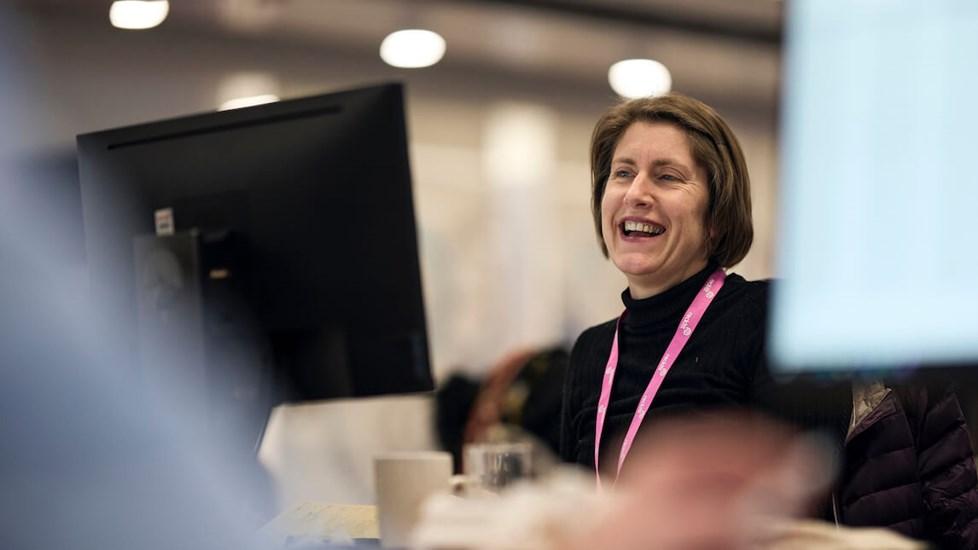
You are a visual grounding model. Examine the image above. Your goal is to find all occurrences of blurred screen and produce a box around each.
[772,0,978,370]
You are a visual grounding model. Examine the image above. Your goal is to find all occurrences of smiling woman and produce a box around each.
[558,93,849,488]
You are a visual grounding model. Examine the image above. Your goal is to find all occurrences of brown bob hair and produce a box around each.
[590,93,753,268]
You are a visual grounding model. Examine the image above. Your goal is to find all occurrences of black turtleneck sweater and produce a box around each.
[559,263,850,475]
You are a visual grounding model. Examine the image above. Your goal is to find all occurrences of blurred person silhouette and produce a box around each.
[463,348,569,452]
[435,371,482,473]
[435,347,569,475]
[558,93,978,547]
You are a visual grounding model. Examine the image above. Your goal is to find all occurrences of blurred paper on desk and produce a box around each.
[258,502,379,547]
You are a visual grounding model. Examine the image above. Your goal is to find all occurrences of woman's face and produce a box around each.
[601,121,711,298]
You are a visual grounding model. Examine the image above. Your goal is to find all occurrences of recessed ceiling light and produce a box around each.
[608,59,672,99]
[380,29,446,69]
[109,0,170,30]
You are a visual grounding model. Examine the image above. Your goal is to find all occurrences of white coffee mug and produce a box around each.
[374,451,452,548]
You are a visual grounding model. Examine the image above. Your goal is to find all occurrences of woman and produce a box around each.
[558,93,978,547]
[557,93,843,478]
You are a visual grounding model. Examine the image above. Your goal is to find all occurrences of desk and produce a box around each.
[260,502,380,547]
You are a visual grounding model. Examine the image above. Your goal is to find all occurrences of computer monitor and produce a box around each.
[772,1,978,373]
[78,83,433,425]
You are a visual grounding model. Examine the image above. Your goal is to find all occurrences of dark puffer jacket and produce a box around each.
[839,383,978,548]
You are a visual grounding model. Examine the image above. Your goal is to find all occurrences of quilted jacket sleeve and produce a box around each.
[908,385,978,549]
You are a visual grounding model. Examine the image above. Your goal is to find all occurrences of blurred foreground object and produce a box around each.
[0,7,270,548]
[412,468,609,550]
[564,414,836,550]
[414,415,922,550]
[774,0,978,370]
[757,520,925,550]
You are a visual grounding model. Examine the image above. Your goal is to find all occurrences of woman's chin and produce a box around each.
[612,255,665,279]
[613,256,710,297]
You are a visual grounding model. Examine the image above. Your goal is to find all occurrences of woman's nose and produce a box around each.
[623,173,653,207]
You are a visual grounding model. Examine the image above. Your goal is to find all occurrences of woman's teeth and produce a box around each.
[623,220,664,236]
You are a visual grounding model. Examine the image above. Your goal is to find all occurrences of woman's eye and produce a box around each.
[658,173,682,182]
[613,169,633,179]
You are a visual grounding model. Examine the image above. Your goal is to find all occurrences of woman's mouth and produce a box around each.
[621,220,665,238]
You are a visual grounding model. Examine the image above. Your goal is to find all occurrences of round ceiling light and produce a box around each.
[608,59,672,99]
[109,0,170,30]
[380,29,446,69]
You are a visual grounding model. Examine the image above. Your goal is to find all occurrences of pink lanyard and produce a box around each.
[594,269,727,489]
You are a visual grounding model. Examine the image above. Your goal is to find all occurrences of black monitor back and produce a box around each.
[78,83,433,407]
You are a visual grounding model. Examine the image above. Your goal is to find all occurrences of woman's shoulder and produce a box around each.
[569,318,617,366]
[565,318,618,387]
[723,271,771,295]
[573,317,618,352]
[718,272,771,317]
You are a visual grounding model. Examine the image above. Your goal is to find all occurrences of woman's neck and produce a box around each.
[626,258,710,300]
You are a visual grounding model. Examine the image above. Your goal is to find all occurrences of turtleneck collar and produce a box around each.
[621,261,719,330]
